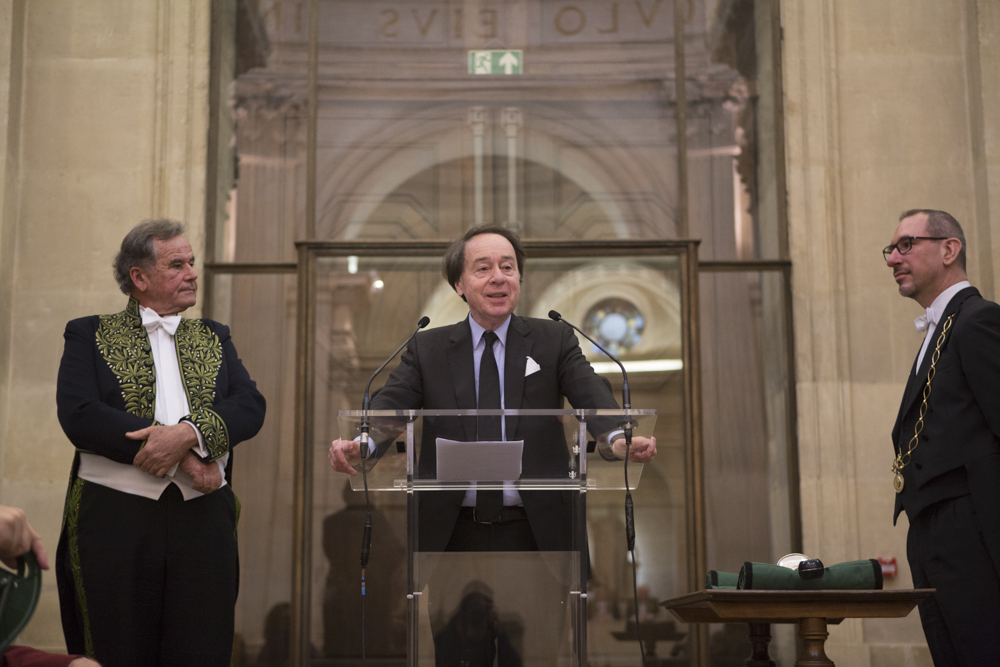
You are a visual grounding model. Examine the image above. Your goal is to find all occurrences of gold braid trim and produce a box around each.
[176,319,228,460]
[94,298,155,420]
[66,478,94,657]
[234,489,241,538]
[185,408,230,461]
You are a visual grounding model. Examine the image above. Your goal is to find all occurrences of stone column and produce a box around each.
[468,105,488,227]
[501,106,522,231]
[0,0,210,650]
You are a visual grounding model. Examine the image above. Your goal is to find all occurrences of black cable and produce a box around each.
[629,545,646,665]
[360,441,373,666]
[358,392,376,667]
[624,440,646,665]
[548,310,644,662]
[357,315,429,666]
[361,568,367,666]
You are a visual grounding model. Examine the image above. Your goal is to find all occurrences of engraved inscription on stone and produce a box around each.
[259,1,687,48]
[542,0,677,43]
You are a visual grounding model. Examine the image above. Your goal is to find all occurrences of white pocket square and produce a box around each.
[525,356,541,376]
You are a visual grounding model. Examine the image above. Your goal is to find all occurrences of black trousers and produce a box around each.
[59,480,239,667]
[907,494,1000,666]
[445,508,538,552]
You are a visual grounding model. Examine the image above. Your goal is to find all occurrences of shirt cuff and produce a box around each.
[598,429,626,461]
[182,420,209,458]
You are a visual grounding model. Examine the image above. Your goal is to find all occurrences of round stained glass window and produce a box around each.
[582,298,645,357]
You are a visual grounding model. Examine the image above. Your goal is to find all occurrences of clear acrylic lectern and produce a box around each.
[337,408,657,667]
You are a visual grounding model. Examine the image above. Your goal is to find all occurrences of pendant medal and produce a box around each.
[893,472,904,493]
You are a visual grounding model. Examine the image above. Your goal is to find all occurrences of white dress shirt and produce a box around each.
[914,281,971,371]
[77,305,228,501]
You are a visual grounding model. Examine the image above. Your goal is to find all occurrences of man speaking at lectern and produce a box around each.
[328,225,655,553]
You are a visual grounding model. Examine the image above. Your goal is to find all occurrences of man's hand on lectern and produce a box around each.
[328,438,363,475]
[610,435,657,463]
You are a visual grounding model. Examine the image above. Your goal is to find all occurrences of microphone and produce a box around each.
[363,315,430,411]
[548,310,630,409]
[358,315,429,570]
[548,309,635,550]
[359,316,430,456]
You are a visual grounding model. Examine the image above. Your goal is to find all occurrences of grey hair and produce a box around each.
[113,219,187,294]
[899,209,966,271]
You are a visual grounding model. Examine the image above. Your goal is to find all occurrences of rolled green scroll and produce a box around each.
[705,570,739,589]
[737,559,883,590]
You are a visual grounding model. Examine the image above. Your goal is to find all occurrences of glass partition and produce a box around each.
[208,271,299,658]
[699,267,796,663]
[224,0,782,256]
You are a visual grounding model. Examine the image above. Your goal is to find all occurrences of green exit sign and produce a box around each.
[468,50,523,75]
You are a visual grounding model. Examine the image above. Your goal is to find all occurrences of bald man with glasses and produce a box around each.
[885,209,1000,665]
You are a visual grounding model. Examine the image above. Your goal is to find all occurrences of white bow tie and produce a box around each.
[914,308,936,333]
[141,309,181,336]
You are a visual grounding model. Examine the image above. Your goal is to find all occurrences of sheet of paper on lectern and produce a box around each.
[435,438,523,481]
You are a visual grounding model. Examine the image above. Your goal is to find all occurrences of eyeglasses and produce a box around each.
[882,236,948,261]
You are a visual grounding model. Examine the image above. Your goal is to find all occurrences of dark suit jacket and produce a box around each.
[371,314,619,552]
[56,298,266,477]
[892,286,1000,575]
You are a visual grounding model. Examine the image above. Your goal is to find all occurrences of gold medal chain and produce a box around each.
[891,313,955,486]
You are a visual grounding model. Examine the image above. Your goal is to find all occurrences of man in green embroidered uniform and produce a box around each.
[55,220,266,667]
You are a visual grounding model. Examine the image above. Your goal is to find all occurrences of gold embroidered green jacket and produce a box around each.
[56,298,266,471]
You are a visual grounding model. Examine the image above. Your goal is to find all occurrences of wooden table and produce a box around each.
[660,589,933,666]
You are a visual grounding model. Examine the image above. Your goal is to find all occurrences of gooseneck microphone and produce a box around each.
[358,315,431,552]
[549,309,645,664]
[356,315,428,667]
[547,309,636,542]
[359,315,431,478]
[548,310,630,409]
[363,316,431,411]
